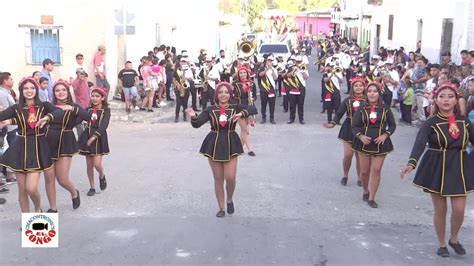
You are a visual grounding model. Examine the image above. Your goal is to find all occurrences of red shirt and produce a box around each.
[72,78,90,109]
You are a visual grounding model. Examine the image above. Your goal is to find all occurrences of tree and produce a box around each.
[247,0,268,29]
[274,0,305,13]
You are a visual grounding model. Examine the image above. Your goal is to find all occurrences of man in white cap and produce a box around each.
[200,56,220,109]
[258,54,278,124]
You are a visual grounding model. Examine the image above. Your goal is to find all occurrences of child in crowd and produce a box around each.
[399,79,414,125]
[39,77,49,102]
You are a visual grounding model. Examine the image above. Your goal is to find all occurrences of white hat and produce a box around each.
[287,60,295,67]
[181,51,189,57]
[205,55,213,62]
[295,55,303,62]
[289,55,296,60]
[179,57,188,62]
[267,55,275,61]
[237,53,245,59]
[372,54,381,60]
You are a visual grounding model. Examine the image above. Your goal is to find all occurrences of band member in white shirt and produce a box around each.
[200,56,220,110]
[258,54,278,124]
[288,56,309,124]
[173,57,192,122]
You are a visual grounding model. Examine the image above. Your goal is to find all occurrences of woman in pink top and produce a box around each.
[139,57,154,112]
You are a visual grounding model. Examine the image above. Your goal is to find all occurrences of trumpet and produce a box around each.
[334,66,343,74]
[299,64,307,71]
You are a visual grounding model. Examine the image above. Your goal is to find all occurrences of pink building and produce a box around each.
[295,11,331,38]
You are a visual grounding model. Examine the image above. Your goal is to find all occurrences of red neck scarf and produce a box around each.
[91,108,98,124]
[448,114,460,139]
[352,96,361,111]
[27,106,37,129]
[369,105,377,124]
[242,80,250,93]
[218,106,227,128]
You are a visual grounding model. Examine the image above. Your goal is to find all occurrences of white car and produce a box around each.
[257,43,291,62]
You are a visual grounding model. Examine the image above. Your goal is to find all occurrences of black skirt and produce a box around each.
[78,131,110,156]
[199,130,244,161]
[46,129,79,160]
[413,149,474,196]
[338,118,353,143]
[352,126,394,155]
[0,134,53,172]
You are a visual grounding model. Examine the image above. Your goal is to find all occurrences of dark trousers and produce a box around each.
[345,69,352,93]
[189,81,198,110]
[260,90,276,120]
[2,130,17,176]
[201,87,215,110]
[166,74,173,100]
[283,95,289,112]
[325,92,341,123]
[400,102,412,124]
[175,90,190,117]
[383,90,393,106]
[289,92,305,121]
[277,77,283,96]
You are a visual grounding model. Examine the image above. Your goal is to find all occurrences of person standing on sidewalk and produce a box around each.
[93,45,110,92]
[118,61,139,114]
[0,72,17,187]
[40,58,54,102]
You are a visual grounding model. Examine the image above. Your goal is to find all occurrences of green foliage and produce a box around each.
[247,0,268,29]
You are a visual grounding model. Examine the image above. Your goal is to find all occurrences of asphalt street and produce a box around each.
[0,57,473,265]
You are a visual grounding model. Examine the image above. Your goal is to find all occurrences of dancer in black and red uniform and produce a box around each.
[186,82,257,217]
[324,76,366,186]
[401,83,474,257]
[232,65,257,156]
[43,80,91,212]
[352,82,396,208]
[0,77,58,213]
[78,87,110,197]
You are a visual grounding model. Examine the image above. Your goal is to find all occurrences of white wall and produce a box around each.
[369,0,472,64]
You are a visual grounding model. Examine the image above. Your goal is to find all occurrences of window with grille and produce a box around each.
[20,25,62,65]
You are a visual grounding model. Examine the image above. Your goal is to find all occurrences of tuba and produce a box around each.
[239,41,255,58]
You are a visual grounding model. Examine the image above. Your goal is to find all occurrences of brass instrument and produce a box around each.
[246,80,257,127]
[299,64,307,71]
[334,66,343,74]
[178,69,187,97]
[239,41,255,58]
[202,66,208,92]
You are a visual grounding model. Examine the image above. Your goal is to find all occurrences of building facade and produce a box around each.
[369,0,473,64]
[0,0,220,97]
[295,10,332,38]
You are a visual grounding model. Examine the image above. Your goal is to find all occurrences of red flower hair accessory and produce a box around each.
[350,76,367,88]
[53,79,70,90]
[433,82,461,98]
[365,81,383,94]
[19,76,40,89]
[91,86,107,97]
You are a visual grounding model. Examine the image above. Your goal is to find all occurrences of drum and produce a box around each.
[341,53,352,69]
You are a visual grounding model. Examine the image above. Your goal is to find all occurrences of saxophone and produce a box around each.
[201,66,208,92]
[245,80,257,127]
[178,69,187,97]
